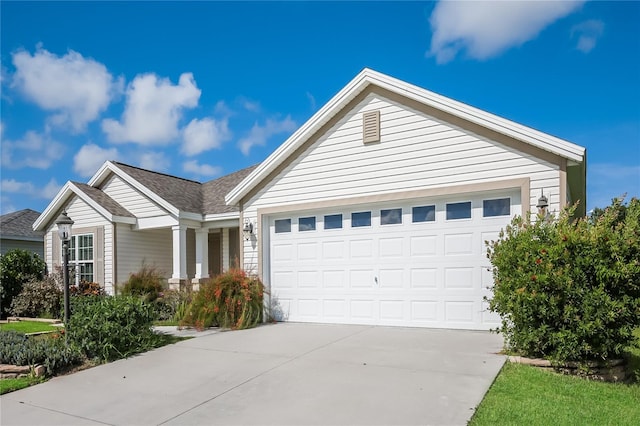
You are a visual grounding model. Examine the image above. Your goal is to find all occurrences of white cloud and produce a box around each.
[1,130,65,169]
[138,151,170,172]
[182,160,222,178]
[572,19,604,53]
[306,91,317,111]
[428,1,585,64]
[182,117,231,156]
[238,116,297,155]
[11,46,121,132]
[73,143,119,177]
[240,97,261,113]
[1,177,61,199]
[102,72,201,145]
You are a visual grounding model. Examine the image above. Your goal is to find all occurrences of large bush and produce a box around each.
[10,275,63,319]
[0,249,46,318]
[67,296,159,362]
[0,330,82,376]
[181,269,264,330]
[487,197,640,363]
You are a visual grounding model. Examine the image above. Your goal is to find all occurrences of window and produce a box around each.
[299,216,316,231]
[275,219,291,233]
[351,211,371,227]
[412,205,436,222]
[324,214,343,229]
[381,208,402,225]
[483,198,510,217]
[446,202,472,220]
[70,233,94,284]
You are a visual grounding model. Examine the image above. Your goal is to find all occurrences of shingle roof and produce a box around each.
[0,209,44,239]
[112,162,258,216]
[71,182,135,218]
[202,165,259,214]
[112,162,204,214]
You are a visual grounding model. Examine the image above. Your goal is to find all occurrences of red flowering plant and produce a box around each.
[486,197,640,365]
[180,269,265,330]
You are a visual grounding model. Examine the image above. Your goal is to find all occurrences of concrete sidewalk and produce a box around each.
[0,323,505,426]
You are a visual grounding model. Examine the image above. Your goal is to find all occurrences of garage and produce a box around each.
[266,190,520,330]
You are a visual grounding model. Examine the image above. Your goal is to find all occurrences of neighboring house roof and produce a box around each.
[71,182,135,218]
[1,209,44,241]
[203,165,259,215]
[225,68,587,206]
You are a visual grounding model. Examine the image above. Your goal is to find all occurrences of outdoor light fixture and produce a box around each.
[243,219,254,241]
[536,189,549,216]
[55,210,74,325]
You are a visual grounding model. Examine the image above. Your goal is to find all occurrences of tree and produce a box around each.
[0,249,46,318]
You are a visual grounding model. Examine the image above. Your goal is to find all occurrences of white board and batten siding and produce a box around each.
[242,93,561,268]
[101,174,167,218]
[45,196,114,294]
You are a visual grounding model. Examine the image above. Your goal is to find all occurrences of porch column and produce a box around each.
[169,224,187,290]
[192,228,209,290]
[222,228,230,272]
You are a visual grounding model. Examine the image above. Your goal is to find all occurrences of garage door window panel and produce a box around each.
[324,214,343,230]
[351,211,372,228]
[381,208,402,225]
[275,219,292,233]
[483,198,510,217]
[446,202,472,220]
[412,205,436,223]
[299,216,316,231]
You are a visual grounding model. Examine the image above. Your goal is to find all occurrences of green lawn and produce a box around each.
[0,376,44,395]
[471,330,640,425]
[0,321,60,334]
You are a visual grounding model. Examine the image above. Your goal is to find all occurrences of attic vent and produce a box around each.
[362,110,380,144]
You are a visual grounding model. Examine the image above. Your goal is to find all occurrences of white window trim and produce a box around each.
[70,233,94,285]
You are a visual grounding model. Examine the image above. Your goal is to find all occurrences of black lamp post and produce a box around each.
[55,210,74,325]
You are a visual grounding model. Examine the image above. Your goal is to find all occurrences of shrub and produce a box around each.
[70,281,106,297]
[181,269,264,330]
[0,330,82,376]
[487,197,640,364]
[153,289,193,322]
[0,249,46,318]
[120,265,164,302]
[11,275,63,319]
[66,295,159,362]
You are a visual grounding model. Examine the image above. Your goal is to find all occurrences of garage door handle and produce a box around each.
[374,277,378,285]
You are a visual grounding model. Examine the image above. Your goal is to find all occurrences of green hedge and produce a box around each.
[487,197,640,363]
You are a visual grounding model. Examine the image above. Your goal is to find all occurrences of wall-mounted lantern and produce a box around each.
[536,189,549,216]
[243,219,254,241]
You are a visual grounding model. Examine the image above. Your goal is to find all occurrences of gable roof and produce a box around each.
[1,209,44,240]
[71,182,135,218]
[111,162,204,214]
[225,68,587,206]
[203,165,259,215]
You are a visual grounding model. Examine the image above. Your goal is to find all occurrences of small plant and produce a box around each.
[487,197,640,364]
[66,295,160,362]
[181,269,265,330]
[10,275,63,319]
[153,289,193,323]
[120,265,165,302]
[70,281,106,297]
[0,330,82,376]
[0,249,46,318]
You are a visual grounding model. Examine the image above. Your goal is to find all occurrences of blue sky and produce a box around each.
[1,1,639,215]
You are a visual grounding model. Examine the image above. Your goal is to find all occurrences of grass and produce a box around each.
[0,320,60,334]
[471,329,640,425]
[0,376,44,395]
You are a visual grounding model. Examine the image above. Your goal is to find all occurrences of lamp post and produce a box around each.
[55,211,74,325]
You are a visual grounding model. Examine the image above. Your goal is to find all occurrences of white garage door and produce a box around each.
[267,190,520,330]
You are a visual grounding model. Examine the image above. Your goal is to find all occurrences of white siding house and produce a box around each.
[225,68,586,330]
[34,68,586,331]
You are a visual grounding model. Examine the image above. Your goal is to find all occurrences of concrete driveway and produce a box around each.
[1,323,505,426]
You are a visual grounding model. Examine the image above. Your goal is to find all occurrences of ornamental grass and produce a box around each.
[181,269,264,330]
